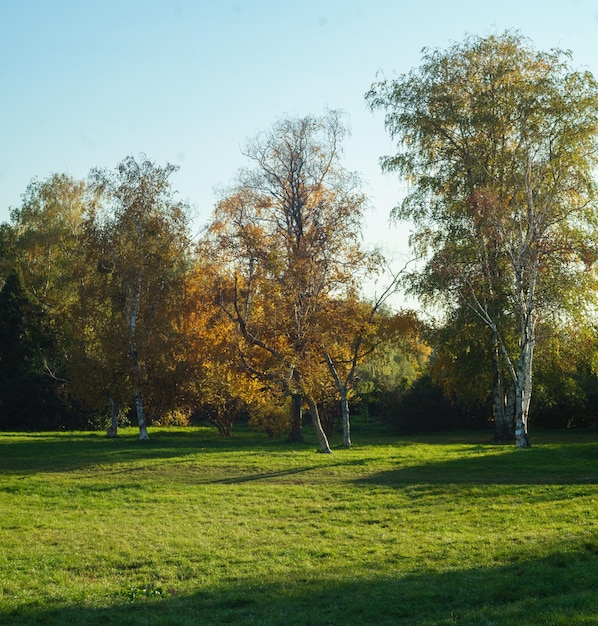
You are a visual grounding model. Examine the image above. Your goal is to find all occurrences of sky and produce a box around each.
[1,0,598,300]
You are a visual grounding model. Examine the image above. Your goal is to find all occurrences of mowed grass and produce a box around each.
[0,425,597,625]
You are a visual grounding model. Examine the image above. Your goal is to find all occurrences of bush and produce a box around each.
[249,399,291,437]
[154,409,192,427]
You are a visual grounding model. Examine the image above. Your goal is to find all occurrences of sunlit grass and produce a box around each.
[0,426,597,624]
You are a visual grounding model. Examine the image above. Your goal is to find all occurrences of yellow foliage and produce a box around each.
[248,397,291,437]
[154,409,192,427]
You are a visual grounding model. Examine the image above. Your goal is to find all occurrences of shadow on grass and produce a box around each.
[3,543,598,625]
[357,442,598,487]
[0,427,299,474]
[2,429,598,489]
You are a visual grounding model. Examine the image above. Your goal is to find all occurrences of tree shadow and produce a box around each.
[3,544,597,625]
[0,428,293,474]
[356,442,598,487]
[202,464,332,484]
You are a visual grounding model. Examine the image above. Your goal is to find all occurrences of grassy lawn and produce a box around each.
[0,424,597,625]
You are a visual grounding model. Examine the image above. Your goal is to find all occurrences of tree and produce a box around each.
[89,156,192,440]
[175,259,266,437]
[367,32,598,447]
[3,174,88,308]
[204,111,375,452]
[0,174,98,429]
[2,174,90,379]
[321,285,419,447]
[0,270,63,429]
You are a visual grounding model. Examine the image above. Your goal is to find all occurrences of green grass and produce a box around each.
[0,425,597,625]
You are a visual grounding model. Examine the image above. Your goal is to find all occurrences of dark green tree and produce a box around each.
[0,270,63,429]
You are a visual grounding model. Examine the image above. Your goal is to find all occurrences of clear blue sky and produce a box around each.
[1,0,597,271]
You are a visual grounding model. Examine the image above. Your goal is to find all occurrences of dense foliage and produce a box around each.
[367,31,598,445]
[2,34,598,441]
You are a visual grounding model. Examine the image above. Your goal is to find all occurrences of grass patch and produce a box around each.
[0,426,597,624]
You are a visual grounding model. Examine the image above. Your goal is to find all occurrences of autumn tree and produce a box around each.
[89,156,192,440]
[321,276,419,447]
[175,258,267,437]
[367,32,598,447]
[204,111,376,453]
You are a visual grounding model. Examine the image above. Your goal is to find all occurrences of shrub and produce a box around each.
[249,398,291,437]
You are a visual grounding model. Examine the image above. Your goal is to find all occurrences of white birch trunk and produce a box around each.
[324,351,352,448]
[305,394,332,453]
[126,270,149,441]
[490,321,532,448]
[514,314,534,448]
[135,388,149,441]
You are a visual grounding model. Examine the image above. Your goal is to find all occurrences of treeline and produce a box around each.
[0,118,423,449]
[2,32,598,447]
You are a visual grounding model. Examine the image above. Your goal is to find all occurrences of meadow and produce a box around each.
[0,424,597,625]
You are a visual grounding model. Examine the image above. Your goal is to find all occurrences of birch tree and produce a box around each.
[321,283,419,447]
[90,156,191,440]
[367,32,598,446]
[205,111,375,453]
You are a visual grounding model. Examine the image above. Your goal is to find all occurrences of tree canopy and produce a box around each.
[367,31,598,446]
[2,32,598,442]
[204,110,384,452]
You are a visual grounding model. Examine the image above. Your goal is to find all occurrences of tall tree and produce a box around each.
[204,111,375,452]
[0,270,62,429]
[0,174,97,428]
[367,32,598,446]
[2,175,90,380]
[89,156,192,440]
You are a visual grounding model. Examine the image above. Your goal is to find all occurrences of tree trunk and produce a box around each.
[125,269,148,441]
[514,389,531,448]
[287,393,304,442]
[491,333,513,443]
[323,351,351,448]
[305,394,332,453]
[106,397,118,438]
[514,320,534,448]
[134,388,149,441]
[514,388,532,448]
[340,391,351,448]
[493,392,514,443]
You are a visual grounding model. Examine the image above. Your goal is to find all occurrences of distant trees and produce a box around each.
[1,144,412,442]
[0,175,92,429]
[367,31,598,446]
[0,158,195,438]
